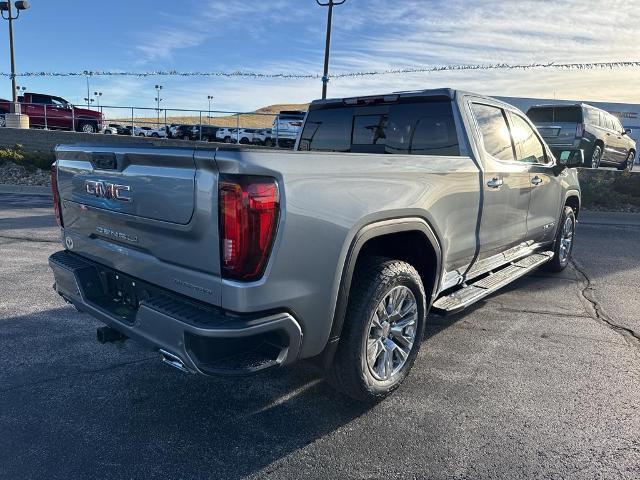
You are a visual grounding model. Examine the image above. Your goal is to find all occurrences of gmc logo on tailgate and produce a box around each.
[85,180,131,202]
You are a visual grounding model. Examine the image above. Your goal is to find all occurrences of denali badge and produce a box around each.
[96,226,138,243]
[85,180,131,202]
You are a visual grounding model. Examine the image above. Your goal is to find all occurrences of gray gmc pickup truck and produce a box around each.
[49,89,582,400]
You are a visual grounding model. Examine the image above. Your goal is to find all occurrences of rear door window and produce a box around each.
[299,100,460,156]
[604,115,615,131]
[509,113,546,164]
[470,103,515,162]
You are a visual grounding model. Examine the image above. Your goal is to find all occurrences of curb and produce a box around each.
[580,210,640,227]
[0,184,52,196]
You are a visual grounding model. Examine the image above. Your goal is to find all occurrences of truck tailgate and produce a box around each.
[55,144,222,305]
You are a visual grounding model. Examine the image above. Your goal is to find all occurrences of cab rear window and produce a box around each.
[299,100,460,156]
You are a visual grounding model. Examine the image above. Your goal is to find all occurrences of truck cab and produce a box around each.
[0,92,103,133]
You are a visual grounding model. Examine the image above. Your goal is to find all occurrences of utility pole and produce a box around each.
[1,1,31,113]
[316,0,345,99]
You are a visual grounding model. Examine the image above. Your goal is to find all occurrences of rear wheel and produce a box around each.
[327,257,426,401]
[0,113,6,127]
[590,144,602,169]
[151,132,160,138]
[544,206,576,272]
[224,136,232,143]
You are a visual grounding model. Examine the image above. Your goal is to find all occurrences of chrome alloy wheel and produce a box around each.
[365,285,418,381]
[559,216,574,263]
[591,146,601,169]
[626,152,635,172]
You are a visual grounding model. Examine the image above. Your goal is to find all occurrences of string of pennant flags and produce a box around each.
[1,61,640,79]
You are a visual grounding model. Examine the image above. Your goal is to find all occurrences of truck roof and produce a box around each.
[309,88,515,110]
[528,102,607,114]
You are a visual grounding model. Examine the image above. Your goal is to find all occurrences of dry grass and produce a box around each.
[109,103,309,128]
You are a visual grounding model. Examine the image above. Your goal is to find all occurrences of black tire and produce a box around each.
[151,133,160,138]
[78,121,97,134]
[239,137,250,145]
[544,206,576,272]
[618,150,635,172]
[264,138,273,147]
[326,257,427,401]
[590,144,602,169]
[0,113,6,128]
[138,133,146,137]
[182,135,190,140]
[224,136,232,143]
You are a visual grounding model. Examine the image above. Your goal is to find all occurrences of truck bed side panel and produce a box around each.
[213,148,481,358]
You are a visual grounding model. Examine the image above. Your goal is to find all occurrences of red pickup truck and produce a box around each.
[0,92,103,133]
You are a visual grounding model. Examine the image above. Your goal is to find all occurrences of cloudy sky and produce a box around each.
[1,0,638,112]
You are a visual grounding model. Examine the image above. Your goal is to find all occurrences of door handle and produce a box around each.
[487,177,503,189]
[531,176,543,186]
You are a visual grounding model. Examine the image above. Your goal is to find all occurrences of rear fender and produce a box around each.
[322,217,442,367]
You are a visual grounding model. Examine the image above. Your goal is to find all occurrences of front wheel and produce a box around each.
[618,151,635,172]
[0,113,6,128]
[544,206,576,272]
[326,258,426,401]
[590,145,602,169]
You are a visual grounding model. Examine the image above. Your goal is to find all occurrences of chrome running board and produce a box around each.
[431,251,553,315]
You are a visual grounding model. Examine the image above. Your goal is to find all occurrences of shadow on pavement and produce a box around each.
[0,306,372,480]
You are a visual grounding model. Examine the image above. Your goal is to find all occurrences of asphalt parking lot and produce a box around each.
[0,193,639,480]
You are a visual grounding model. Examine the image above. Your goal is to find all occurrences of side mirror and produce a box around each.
[623,128,632,136]
[551,148,583,174]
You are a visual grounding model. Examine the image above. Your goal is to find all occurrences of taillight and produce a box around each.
[576,123,584,137]
[50,164,63,227]
[219,175,279,281]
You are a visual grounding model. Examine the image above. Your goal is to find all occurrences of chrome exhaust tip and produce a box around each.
[159,349,193,374]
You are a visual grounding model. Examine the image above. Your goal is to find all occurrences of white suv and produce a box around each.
[272,111,306,148]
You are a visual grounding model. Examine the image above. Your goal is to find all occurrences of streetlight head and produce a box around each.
[15,0,30,10]
[0,2,9,11]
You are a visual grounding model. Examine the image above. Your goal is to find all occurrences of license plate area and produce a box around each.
[538,127,560,137]
[91,270,149,323]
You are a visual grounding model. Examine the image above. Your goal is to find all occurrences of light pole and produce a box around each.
[0,1,30,113]
[316,0,345,99]
[155,84,163,126]
[93,91,102,108]
[83,97,94,108]
[82,70,93,108]
[15,84,25,96]
[207,95,213,125]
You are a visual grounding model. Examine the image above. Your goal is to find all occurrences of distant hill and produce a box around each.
[114,103,310,128]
